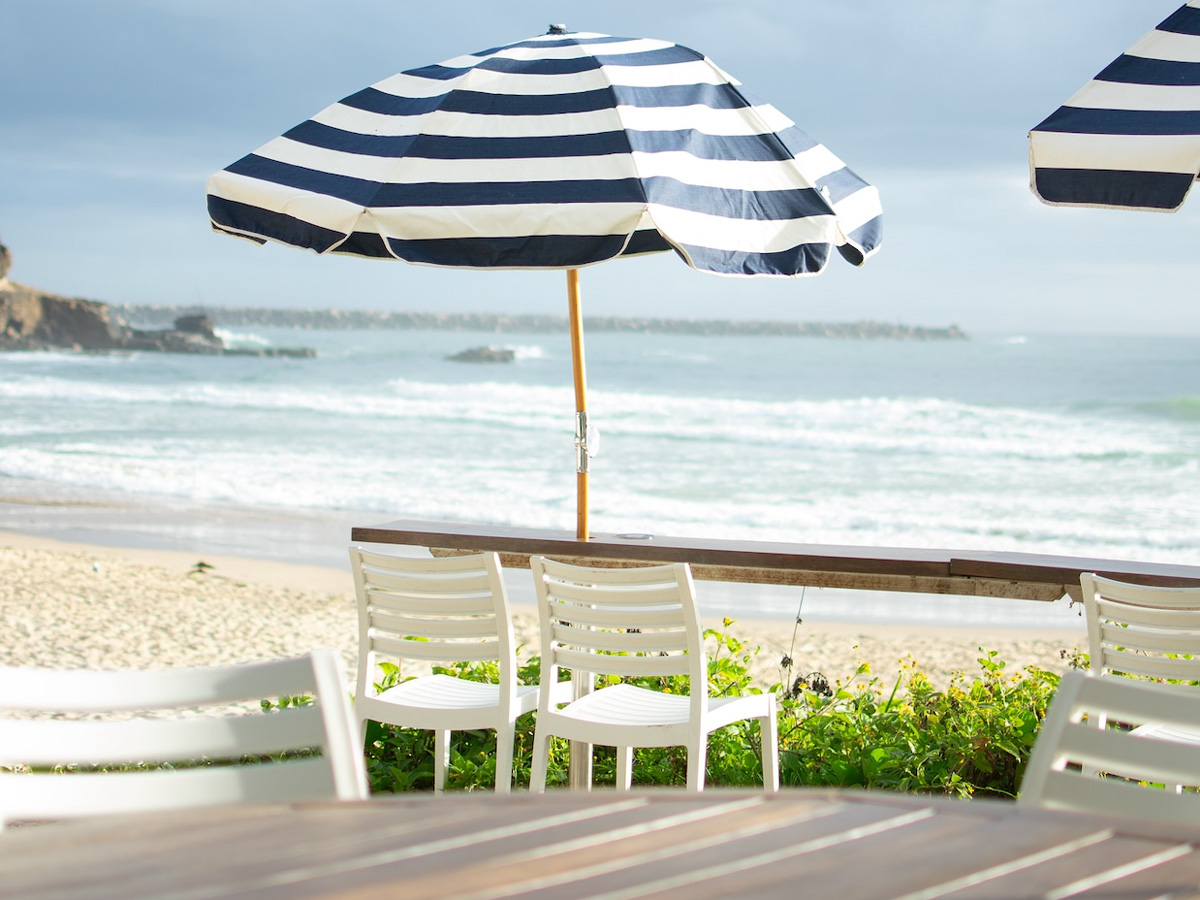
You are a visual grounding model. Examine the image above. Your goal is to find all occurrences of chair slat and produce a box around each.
[365,588,495,616]
[543,579,683,607]
[1098,621,1200,654]
[1037,768,1200,826]
[360,565,494,596]
[368,634,497,663]
[1097,603,1200,629]
[0,706,328,767]
[1101,648,1200,681]
[551,621,689,655]
[2,758,338,822]
[0,656,322,713]
[544,601,684,630]
[1056,720,1200,788]
[552,646,690,677]
[369,610,499,640]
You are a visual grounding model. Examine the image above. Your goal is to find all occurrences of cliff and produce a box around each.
[0,284,314,357]
[114,304,970,341]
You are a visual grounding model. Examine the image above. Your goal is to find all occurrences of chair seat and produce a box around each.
[548,683,771,741]
[373,674,538,714]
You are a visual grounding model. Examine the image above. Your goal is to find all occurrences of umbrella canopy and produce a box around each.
[206,26,882,538]
[1029,1,1200,211]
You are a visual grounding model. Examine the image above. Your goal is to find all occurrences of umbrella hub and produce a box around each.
[547,24,568,34]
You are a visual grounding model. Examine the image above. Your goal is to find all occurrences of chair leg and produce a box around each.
[434,729,450,793]
[494,727,514,794]
[616,746,633,791]
[530,727,550,793]
[760,712,780,793]
[687,737,707,792]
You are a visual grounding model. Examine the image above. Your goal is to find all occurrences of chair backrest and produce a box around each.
[349,547,518,697]
[1082,573,1200,682]
[530,556,706,701]
[1020,670,1200,825]
[0,649,368,829]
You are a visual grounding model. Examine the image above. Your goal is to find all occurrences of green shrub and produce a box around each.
[361,624,1068,797]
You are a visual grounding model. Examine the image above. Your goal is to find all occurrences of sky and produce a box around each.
[3,0,1198,337]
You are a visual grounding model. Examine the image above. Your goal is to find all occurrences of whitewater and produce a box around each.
[1,325,1196,627]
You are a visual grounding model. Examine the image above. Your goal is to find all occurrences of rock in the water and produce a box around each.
[448,345,516,363]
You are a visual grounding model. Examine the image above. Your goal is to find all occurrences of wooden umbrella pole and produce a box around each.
[566,267,593,790]
[567,268,589,542]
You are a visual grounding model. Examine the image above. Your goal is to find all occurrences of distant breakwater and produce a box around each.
[114,305,969,341]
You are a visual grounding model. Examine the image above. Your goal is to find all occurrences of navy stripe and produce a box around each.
[208,196,346,253]
[385,233,633,267]
[339,83,749,119]
[284,120,633,159]
[771,124,821,157]
[341,86,620,117]
[1160,5,1200,36]
[397,64,464,83]
[329,230,395,258]
[1096,53,1200,86]
[475,55,602,76]
[224,155,649,207]
[619,229,673,255]
[643,177,830,220]
[589,44,704,67]
[284,120,805,163]
[1033,167,1194,208]
[1034,105,1200,135]
[817,166,873,206]
[626,129,796,161]
[611,83,748,109]
[679,241,831,276]
[839,215,883,264]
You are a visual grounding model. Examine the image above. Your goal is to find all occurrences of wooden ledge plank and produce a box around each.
[351,518,954,578]
[951,551,1200,589]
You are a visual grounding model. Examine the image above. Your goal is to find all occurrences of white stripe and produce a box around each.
[1067,80,1200,112]
[210,171,650,243]
[1030,130,1200,174]
[313,104,626,139]
[616,103,795,136]
[371,203,648,240]
[646,203,837,252]
[252,137,640,184]
[600,58,733,88]
[488,38,673,62]
[1126,29,1200,64]
[310,101,794,141]
[372,68,612,98]
[831,184,883,234]
[206,172,369,234]
[630,149,839,191]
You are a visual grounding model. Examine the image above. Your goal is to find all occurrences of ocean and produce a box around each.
[1,324,1197,628]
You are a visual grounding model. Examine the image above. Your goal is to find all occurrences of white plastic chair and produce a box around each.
[1082,572,1200,745]
[1019,670,1200,826]
[528,556,779,793]
[0,649,368,830]
[350,547,546,793]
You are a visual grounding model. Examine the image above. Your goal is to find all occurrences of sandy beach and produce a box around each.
[0,530,1087,694]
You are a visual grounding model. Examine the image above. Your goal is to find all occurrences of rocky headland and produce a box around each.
[115,304,970,341]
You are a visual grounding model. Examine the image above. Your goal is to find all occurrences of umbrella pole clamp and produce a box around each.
[574,411,590,474]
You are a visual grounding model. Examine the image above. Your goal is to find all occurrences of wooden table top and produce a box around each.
[4,789,1200,900]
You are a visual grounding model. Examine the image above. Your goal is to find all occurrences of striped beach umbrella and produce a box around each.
[207,26,882,539]
[1029,1,1200,211]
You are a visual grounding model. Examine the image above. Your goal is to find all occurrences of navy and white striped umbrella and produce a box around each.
[1029,1,1200,211]
[206,26,882,539]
